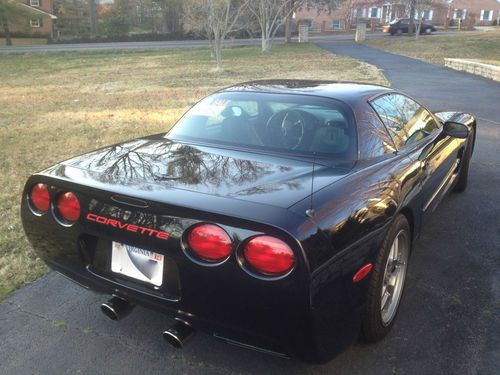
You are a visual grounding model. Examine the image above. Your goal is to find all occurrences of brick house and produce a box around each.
[446,0,500,26]
[294,0,500,31]
[294,1,440,32]
[10,0,57,37]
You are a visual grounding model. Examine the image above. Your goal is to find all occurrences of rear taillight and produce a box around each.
[186,224,232,263]
[56,192,81,223]
[29,183,50,213]
[243,236,295,276]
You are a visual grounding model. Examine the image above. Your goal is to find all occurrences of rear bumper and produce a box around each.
[22,218,362,363]
[21,175,365,363]
[37,251,361,363]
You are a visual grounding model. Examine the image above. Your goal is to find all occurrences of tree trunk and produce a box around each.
[415,17,422,40]
[408,0,416,36]
[89,0,98,38]
[3,22,12,46]
[285,0,295,43]
[261,34,270,52]
[207,29,215,58]
[261,20,271,52]
[285,14,292,43]
[214,38,223,71]
[161,9,169,33]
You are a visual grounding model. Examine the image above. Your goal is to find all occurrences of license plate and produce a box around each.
[111,242,164,287]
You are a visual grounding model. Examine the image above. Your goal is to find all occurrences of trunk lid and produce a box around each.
[54,135,350,209]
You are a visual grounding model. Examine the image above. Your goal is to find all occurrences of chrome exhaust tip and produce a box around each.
[100,296,134,321]
[162,320,195,349]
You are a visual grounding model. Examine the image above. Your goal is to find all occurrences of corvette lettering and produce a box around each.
[86,213,169,240]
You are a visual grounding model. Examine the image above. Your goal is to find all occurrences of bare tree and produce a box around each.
[245,0,295,52]
[413,0,446,39]
[183,0,247,71]
[338,0,358,31]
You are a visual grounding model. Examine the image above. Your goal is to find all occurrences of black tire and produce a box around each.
[453,128,474,192]
[425,28,432,35]
[396,29,403,36]
[362,214,410,342]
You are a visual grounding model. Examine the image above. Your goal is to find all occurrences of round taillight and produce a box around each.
[30,183,50,213]
[56,192,81,223]
[186,224,232,263]
[243,236,295,276]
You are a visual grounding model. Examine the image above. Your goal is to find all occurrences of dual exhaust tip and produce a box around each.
[100,296,134,321]
[100,296,195,348]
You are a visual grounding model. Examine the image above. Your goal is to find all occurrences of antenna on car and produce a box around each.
[305,152,316,218]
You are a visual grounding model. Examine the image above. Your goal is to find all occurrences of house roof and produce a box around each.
[20,3,57,19]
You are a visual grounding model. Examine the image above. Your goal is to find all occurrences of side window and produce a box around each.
[371,94,439,149]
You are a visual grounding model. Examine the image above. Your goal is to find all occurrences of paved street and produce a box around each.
[0,31,461,53]
[1,42,499,375]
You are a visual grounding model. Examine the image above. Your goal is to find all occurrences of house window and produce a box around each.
[30,18,41,28]
[369,7,380,19]
[453,9,467,20]
[421,10,433,20]
[29,0,40,6]
[480,10,493,21]
[332,20,341,29]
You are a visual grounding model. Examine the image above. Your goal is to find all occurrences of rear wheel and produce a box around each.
[396,29,403,36]
[454,128,474,192]
[425,28,432,35]
[362,214,410,341]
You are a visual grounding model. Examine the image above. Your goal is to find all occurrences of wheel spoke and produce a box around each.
[381,289,391,311]
[388,273,397,287]
[380,229,409,326]
[392,236,398,261]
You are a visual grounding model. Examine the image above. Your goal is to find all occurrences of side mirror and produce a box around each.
[443,121,469,139]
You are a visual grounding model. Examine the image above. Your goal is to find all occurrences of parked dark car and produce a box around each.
[383,18,437,35]
[21,80,475,363]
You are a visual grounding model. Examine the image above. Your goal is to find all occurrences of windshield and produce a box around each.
[167,92,357,161]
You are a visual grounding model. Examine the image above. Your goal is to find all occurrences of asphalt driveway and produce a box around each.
[1,42,499,375]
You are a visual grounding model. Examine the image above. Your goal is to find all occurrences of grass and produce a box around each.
[366,29,500,65]
[0,43,387,301]
[476,60,500,67]
[0,38,48,46]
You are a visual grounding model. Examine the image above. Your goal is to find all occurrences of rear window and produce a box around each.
[167,92,357,161]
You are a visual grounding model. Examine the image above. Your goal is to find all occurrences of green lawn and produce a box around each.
[0,43,387,301]
[366,30,500,65]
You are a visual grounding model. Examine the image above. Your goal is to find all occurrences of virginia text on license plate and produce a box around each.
[111,242,164,287]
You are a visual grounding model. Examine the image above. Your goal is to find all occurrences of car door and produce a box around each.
[400,19,409,32]
[370,93,461,218]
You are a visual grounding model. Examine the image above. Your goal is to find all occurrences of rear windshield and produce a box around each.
[167,92,357,161]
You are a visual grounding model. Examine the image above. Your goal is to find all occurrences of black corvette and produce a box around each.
[21,80,475,363]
